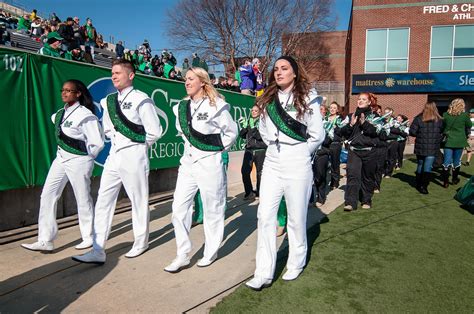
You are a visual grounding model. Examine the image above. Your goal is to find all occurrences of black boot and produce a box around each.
[442,167,450,188]
[452,166,461,185]
[415,172,422,192]
[420,172,430,194]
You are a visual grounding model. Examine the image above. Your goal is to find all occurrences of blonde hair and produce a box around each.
[185,67,223,105]
[447,98,465,116]
[422,102,442,122]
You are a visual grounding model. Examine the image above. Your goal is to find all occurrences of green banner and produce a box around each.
[0,49,29,190]
[0,47,255,191]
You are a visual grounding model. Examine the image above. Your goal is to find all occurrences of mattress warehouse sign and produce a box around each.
[352,72,474,94]
[423,3,474,20]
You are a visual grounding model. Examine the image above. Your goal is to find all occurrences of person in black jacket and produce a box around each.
[409,102,443,194]
[372,105,386,194]
[382,107,399,178]
[239,105,267,199]
[58,17,75,52]
[339,92,380,210]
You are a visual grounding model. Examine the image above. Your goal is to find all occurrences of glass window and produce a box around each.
[454,25,474,56]
[366,60,386,72]
[430,58,452,71]
[365,28,409,73]
[453,57,474,71]
[366,29,387,59]
[387,59,408,72]
[430,25,474,71]
[431,26,453,57]
[387,29,409,58]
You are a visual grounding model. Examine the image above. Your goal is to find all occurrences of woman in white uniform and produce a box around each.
[246,56,325,290]
[22,79,104,252]
[164,67,238,273]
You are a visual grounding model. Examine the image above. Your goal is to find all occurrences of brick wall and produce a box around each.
[348,0,474,120]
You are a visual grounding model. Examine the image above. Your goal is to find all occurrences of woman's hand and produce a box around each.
[350,114,358,126]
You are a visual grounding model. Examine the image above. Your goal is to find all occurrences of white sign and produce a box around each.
[423,3,474,20]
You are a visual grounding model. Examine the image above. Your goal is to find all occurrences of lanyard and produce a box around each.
[118,88,134,105]
[61,105,81,125]
[190,97,206,120]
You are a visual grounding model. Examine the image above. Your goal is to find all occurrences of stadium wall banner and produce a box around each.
[352,72,474,94]
[0,47,255,191]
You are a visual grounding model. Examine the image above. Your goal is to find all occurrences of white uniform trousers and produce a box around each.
[254,143,313,280]
[172,153,226,260]
[38,156,94,243]
[92,145,150,252]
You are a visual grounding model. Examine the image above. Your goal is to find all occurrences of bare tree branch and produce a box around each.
[167,0,335,76]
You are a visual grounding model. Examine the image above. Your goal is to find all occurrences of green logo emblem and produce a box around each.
[63,121,73,127]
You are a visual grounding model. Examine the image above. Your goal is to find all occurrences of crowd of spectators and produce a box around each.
[0,9,106,64]
[1,8,264,95]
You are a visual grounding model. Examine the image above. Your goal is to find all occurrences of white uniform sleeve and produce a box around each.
[212,104,238,150]
[51,113,57,124]
[258,113,270,146]
[306,102,325,154]
[81,116,105,158]
[138,100,163,146]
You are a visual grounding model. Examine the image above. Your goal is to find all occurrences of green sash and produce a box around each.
[54,109,88,155]
[106,93,146,143]
[266,96,309,142]
[178,100,224,152]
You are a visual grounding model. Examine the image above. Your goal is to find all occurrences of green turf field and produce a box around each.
[213,157,474,313]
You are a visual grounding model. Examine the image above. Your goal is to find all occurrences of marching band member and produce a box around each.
[246,56,324,291]
[73,59,162,264]
[326,101,344,190]
[164,67,237,273]
[22,80,104,252]
[394,114,410,169]
[340,93,380,211]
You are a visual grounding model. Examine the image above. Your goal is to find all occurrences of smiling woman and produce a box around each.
[21,79,104,253]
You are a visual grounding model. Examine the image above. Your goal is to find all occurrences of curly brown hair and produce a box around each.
[256,56,312,120]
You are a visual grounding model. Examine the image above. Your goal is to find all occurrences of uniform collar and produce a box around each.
[64,101,80,111]
[118,86,133,96]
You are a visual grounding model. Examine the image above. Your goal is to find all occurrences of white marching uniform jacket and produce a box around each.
[51,101,104,161]
[173,96,238,163]
[92,86,162,253]
[38,101,104,244]
[253,89,325,280]
[100,86,163,151]
[259,89,325,153]
[170,96,237,261]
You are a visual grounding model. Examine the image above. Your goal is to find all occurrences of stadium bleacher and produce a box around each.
[2,29,115,68]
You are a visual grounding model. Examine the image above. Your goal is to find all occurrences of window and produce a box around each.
[430,25,474,71]
[365,28,409,73]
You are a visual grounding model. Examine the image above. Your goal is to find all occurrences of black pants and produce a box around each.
[312,153,330,203]
[241,149,266,196]
[374,146,387,190]
[385,141,399,176]
[345,148,377,208]
[329,142,342,187]
[397,140,406,168]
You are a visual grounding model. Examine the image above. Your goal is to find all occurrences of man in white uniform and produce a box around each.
[73,59,162,264]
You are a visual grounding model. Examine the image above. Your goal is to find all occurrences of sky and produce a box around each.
[14,0,352,64]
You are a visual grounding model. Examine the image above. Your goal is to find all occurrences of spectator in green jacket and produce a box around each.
[441,98,473,187]
[17,14,31,34]
[38,32,63,58]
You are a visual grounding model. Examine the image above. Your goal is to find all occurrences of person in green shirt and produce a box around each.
[38,32,63,58]
[441,98,473,187]
[16,15,31,33]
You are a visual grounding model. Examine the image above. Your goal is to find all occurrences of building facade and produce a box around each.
[347,0,474,119]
